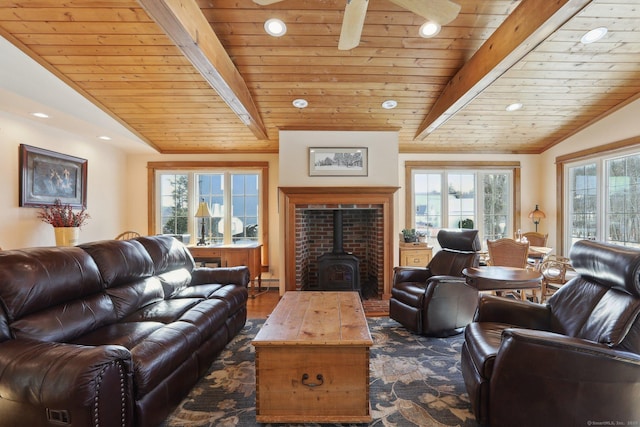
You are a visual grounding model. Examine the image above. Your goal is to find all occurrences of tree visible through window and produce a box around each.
[607,154,640,246]
[150,162,267,249]
[160,174,188,235]
[565,150,640,251]
[409,165,515,244]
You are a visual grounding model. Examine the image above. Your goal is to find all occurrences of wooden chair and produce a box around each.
[486,238,532,300]
[523,232,549,269]
[522,232,548,247]
[115,231,141,240]
[486,238,530,268]
[539,255,577,302]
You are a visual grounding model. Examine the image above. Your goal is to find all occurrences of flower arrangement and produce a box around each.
[38,199,90,228]
[401,228,417,243]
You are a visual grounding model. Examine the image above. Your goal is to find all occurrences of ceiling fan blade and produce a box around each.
[389,0,461,25]
[338,0,369,51]
[253,0,286,5]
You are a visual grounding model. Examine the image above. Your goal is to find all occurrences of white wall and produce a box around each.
[0,111,129,249]
[279,130,399,186]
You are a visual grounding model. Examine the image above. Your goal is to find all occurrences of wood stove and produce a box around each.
[316,210,361,294]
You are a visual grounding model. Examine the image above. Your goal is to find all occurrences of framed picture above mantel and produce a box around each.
[19,144,88,208]
[309,147,368,176]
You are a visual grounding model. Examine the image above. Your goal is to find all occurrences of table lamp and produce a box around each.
[194,199,212,246]
[528,205,546,232]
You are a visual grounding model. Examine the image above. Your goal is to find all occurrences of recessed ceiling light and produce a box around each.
[419,21,441,38]
[381,100,398,109]
[32,112,49,118]
[98,135,112,141]
[580,27,608,44]
[264,18,287,37]
[505,102,523,112]
[292,98,308,109]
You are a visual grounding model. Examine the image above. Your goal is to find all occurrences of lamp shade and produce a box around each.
[195,201,212,218]
[528,205,546,221]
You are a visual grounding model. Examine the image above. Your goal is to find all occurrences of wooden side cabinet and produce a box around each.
[399,243,432,267]
[188,243,262,292]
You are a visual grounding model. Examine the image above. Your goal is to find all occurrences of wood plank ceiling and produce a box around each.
[0,0,639,154]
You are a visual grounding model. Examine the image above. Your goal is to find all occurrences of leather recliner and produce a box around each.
[389,229,481,337]
[461,239,640,426]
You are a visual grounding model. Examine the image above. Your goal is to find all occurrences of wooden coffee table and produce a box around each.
[252,291,373,423]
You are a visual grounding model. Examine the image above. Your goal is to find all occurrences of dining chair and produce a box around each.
[539,255,577,302]
[522,232,548,247]
[115,230,141,240]
[486,238,533,300]
[486,238,530,268]
[523,231,549,269]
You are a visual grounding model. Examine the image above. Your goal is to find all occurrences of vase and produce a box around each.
[54,227,80,246]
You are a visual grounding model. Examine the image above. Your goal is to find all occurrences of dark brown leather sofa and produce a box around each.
[389,229,481,337]
[461,239,640,426]
[0,235,250,427]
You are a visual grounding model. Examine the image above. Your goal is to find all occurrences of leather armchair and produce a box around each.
[461,239,640,426]
[389,229,481,337]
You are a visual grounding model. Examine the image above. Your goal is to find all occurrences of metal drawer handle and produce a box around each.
[301,373,324,388]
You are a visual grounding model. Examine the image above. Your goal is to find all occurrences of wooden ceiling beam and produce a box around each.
[414,0,593,140]
[137,0,267,140]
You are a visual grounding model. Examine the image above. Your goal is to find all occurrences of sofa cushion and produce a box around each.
[80,239,154,288]
[107,277,165,320]
[177,299,229,342]
[0,247,103,321]
[123,298,204,323]
[173,283,224,299]
[130,322,201,397]
[158,268,192,298]
[207,285,249,314]
[12,293,116,342]
[72,321,165,348]
[135,235,196,275]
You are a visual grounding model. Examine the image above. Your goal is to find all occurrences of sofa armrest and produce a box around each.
[393,266,432,284]
[191,265,250,288]
[475,294,551,329]
[490,328,640,425]
[0,339,133,426]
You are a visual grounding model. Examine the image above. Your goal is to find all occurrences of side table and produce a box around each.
[463,266,542,301]
[399,242,432,267]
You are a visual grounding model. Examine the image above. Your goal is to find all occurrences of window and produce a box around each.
[567,162,597,245]
[565,149,640,250]
[148,162,269,264]
[406,161,520,245]
[160,173,188,235]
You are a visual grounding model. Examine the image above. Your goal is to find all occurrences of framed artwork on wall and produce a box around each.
[19,144,88,208]
[309,147,368,176]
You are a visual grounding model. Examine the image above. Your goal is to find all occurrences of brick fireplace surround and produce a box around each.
[279,187,399,299]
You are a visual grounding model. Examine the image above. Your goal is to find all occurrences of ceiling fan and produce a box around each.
[253,0,461,50]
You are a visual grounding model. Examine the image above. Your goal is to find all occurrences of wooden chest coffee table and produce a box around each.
[251,291,373,423]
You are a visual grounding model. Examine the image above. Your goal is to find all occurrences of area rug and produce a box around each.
[161,317,478,427]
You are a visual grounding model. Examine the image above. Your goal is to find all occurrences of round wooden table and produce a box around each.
[462,266,543,301]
